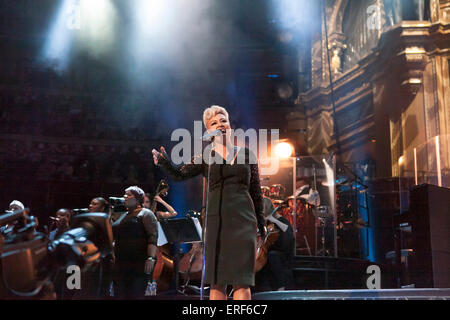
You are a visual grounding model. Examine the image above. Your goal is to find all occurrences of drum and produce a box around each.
[269,184,286,199]
[272,200,285,208]
[260,186,270,198]
[313,205,331,218]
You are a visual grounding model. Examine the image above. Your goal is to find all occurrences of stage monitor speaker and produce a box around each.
[409,184,450,288]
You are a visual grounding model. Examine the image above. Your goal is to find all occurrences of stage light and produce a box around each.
[129,0,173,69]
[77,0,117,56]
[42,0,118,70]
[134,0,171,38]
[269,0,310,31]
[276,81,294,100]
[274,142,294,158]
[42,0,78,71]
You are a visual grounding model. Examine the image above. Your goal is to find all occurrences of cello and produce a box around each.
[178,210,204,282]
[254,222,279,272]
[151,180,175,292]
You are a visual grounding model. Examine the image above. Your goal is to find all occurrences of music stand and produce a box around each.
[158,217,202,295]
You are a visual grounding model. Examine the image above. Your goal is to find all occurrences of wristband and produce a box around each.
[146,256,156,262]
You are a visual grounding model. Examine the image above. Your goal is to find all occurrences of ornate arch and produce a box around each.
[327,0,350,34]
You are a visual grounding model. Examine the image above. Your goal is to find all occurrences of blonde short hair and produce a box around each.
[203,105,229,128]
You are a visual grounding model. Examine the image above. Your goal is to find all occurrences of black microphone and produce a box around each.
[0,208,27,227]
[72,208,89,215]
[201,129,222,141]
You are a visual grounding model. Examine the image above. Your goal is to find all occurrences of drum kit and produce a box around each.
[261,166,369,257]
[262,182,323,256]
[269,184,286,200]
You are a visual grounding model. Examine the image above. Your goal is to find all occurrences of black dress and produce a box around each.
[112,208,158,298]
[157,147,265,286]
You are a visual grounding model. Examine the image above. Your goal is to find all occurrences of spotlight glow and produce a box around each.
[135,0,171,37]
[77,0,117,56]
[42,0,77,71]
[271,0,310,30]
[274,142,294,158]
[130,0,174,70]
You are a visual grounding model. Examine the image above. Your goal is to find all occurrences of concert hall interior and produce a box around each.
[0,0,449,301]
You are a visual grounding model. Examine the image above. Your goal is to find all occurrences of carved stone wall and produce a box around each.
[299,0,450,178]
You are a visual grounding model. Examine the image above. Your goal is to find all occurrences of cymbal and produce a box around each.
[321,176,349,187]
[336,182,368,191]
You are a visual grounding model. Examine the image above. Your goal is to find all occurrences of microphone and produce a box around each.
[201,129,222,141]
[72,208,89,214]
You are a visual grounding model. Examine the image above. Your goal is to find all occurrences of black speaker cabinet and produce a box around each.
[409,184,450,288]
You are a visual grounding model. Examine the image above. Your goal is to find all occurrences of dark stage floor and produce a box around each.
[143,288,450,300]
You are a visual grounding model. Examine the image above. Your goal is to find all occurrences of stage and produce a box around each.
[143,288,450,300]
[291,255,391,290]
[252,288,450,300]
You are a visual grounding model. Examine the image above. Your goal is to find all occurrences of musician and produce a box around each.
[152,105,266,300]
[112,186,158,299]
[49,208,72,241]
[49,208,74,299]
[144,192,178,219]
[143,193,152,209]
[8,200,25,212]
[75,197,113,299]
[261,186,270,198]
[1,200,26,235]
[293,176,320,254]
[278,196,295,227]
[89,197,109,213]
[255,195,295,292]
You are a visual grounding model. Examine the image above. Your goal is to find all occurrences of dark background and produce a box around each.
[0,0,319,228]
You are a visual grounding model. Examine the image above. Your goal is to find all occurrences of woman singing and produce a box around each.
[112,186,158,299]
[152,105,266,300]
[89,197,109,213]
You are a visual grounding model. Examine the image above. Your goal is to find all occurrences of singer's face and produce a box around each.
[207,113,231,140]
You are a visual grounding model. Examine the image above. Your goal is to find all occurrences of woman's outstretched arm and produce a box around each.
[153,146,204,181]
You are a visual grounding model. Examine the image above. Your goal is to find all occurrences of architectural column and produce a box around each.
[430,0,440,22]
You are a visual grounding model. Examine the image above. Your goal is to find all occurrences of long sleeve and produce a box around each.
[140,209,158,246]
[249,162,265,233]
[157,151,204,181]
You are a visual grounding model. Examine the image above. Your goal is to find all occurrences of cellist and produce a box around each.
[255,192,295,292]
[144,192,178,219]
